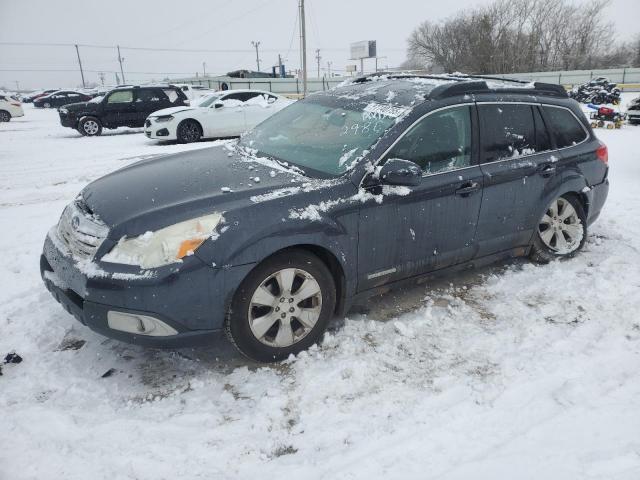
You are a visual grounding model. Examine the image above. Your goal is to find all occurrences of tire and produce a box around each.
[43,102,51,108]
[177,119,202,143]
[78,117,103,136]
[530,195,587,263]
[225,250,336,362]
[0,110,10,122]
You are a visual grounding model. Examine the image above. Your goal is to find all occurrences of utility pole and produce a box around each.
[315,49,321,78]
[117,45,126,84]
[98,72,105,86]
[115,72,120,85]
[74,44,86,88]
[327,61,332,78]
[251,41,261,72]
[203,61,207,77]
[298,0,307,96]
[15,80,20,92]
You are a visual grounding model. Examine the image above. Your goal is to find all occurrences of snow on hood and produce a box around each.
[148,106,195,117]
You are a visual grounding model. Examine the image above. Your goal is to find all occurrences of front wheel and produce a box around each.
[225,250,336,362]
[177,119,202,143]
[0,110,10,122]
[531,195,587,263]
[78,117,102,136]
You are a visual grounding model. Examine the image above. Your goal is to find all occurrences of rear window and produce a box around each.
[542,106,588,148]
[136,89,167,103]
[478,104,538,162]
[163,88,180,103]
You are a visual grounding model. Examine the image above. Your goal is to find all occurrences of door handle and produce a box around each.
[455,181,480,197]
[538,164,557,177]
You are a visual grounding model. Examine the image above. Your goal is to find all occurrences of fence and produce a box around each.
[489,67,640,90]
[176,76,344,96]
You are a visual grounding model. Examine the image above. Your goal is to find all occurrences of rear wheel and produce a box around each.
[531,195,587,263]
[0,110,10,122]
[225,250,336,362]
[78,117,102,136]
[43,102,51,108]
[177,119,202,143]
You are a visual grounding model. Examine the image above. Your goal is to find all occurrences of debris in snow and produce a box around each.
[4,352,23,364]
[56,338,86,352]
[221,187,232,193]
[269,170,276,178]
[410,228,416,240]
[101,368,116,378]
[582,186,591,193]
[253,177,260,183]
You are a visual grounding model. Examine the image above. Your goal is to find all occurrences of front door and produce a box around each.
[474,102,559,256]
[357,104,483,291]
[103,89,136,127]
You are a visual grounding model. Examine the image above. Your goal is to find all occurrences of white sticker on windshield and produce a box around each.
[363,102,408,120]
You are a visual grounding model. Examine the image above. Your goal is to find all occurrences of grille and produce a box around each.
[56,199,109,260]
[145,119,151,128]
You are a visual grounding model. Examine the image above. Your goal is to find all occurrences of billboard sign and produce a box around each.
[350,41,377,60]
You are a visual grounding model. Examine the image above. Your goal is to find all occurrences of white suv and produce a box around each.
[0,93,24,122]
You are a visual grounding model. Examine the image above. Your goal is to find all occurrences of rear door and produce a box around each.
[242,92,277,128]
[357,104,484,291]
[475,102,559,256]
[134,88,169,126]
[102,89,136,127]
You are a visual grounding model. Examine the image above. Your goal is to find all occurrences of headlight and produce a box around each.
[154,115,174,123]
[102,213,223,269]
[59,108,68,114]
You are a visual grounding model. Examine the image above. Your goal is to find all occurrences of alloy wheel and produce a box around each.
[538,197,584,254]
[83,120,99,135]
[0,111,9,122]
[248,268,322,347]
[179,122,200,142]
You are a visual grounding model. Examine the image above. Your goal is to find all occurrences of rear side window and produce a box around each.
[163,88,179,103]
[479,104,537,162]
[136,89,167,103]
[386,105,472,175]
[542,106,588,148]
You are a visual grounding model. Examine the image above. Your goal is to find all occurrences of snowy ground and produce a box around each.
[1,103,640,479]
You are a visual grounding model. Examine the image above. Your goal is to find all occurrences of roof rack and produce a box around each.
[349,71,567,99]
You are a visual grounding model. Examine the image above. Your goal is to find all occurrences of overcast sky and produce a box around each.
[1,0,638,90]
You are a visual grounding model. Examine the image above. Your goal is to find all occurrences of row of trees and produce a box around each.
[405,0,640,74]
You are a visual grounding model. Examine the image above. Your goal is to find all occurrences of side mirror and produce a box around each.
[214,102,224,109]
[379,158,422,187]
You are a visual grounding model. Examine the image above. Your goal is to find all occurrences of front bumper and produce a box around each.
[144,119,177,140]
[40,231,251,348]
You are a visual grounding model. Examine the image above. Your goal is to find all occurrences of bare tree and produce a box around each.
[405,0,628,74]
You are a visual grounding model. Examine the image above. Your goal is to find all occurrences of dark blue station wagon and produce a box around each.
[41,74,609,362]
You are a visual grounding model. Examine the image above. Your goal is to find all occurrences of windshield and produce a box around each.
[239,96,402,176]
[193,93,223,107]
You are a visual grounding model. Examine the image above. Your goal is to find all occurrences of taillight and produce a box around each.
[596,143,608,165]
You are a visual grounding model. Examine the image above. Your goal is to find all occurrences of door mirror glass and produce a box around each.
[379,158,422,186]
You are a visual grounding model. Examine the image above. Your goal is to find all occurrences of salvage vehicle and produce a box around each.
[33,90,92,108]
[144,89,293,143]
[41,73,609,362]
[57,85,189,136]
[0,94,24,121]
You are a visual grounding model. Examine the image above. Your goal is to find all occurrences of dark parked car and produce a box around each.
[22,89,58,103]
[57,85,189,136]
[41,74,609,362]
[33,91,92,108]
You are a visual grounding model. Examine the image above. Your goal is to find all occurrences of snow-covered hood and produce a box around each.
[81,144,304,237]
[148,106,196,117]
[63,101,99,113]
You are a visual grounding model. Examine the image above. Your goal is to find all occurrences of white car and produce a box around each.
[0,93,24,122]
[144,89,294,143]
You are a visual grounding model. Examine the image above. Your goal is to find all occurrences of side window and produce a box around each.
[533,106,552,152]
[107,90,133,104]
[386,105,472,175]
[135,89,166,103]
[239,92,263,102]
[542,106,588,148]
[478,104,536,162]
[162,88,179,103]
